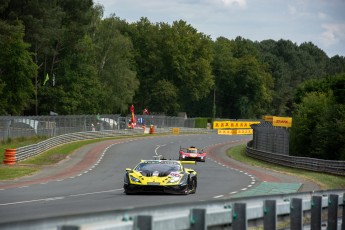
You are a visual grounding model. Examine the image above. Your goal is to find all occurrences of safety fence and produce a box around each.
[251,121,289,155]
[246,141,345,176]
[4,128,213,163]
[0,190,344,230]
[0,115,196,140]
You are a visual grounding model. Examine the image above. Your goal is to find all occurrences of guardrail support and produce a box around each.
[342,193,345,230]
[290,198,302,230]
[57,226,79,230]
[134,215,152,230]
[190,208,206,230]
[232,203,247,230]
[311,195,322,230]
[264,200,276,230]
[328,194,338,230]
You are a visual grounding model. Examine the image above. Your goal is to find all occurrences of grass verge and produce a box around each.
[20,139,109,165]
[0,137,128,180]
[0,136,48,162]
[227,144,345,190]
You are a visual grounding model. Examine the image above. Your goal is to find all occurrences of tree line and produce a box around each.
[0,0,344,159]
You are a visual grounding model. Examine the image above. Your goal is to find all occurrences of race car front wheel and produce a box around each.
[188,177,197,194]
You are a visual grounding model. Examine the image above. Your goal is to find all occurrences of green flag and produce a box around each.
[43,73,49,85]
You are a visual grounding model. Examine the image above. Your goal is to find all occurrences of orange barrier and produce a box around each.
[3,148,16,165]
[149,125,155,134]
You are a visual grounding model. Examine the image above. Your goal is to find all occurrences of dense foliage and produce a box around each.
[290,73,345,160]
[1,1,345,159]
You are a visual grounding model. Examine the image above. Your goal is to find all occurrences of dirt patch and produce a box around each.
[48,154,67,163]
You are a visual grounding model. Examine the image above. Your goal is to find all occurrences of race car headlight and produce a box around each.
[129,175,140,183]
[168,177,180,183]
[179,174,188,185]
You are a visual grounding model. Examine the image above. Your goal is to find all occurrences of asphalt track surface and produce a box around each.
[0,133,319,224]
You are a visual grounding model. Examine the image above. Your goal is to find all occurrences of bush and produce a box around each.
[194,118,209,128]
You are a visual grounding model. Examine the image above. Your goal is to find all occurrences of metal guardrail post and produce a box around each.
[57,226,79,230]
[342,193,345,230]
[328,194,339,230]
[311,196,322,230]
[290,198,302,230]
[134,215,153,230]
[264,200,276,230]
[190,209,206,230]
[232,203,247,230]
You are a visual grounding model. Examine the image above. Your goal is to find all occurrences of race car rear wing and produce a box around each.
[180,160,196,165]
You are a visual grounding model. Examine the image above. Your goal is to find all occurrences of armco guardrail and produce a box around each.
[246,142,345,176]
[13,128,213,162]
[0,190,344,229]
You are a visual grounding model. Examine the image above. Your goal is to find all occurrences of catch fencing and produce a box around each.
[251,121,289,155]
[0,190,344,230]
[248,121,345,175]
[0,115,196,141]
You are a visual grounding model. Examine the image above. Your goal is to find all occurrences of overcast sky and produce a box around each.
[95,0,345,57]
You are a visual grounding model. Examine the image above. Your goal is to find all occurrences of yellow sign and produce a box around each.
[263,115,273,122]
[272,116,292,127]
[218,129,253,135]
[213,121,260,129]
[172,127,180,134]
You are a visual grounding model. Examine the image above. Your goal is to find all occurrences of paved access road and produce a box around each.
[0,133,314,224]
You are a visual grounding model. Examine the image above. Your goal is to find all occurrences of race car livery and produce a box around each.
[179,146,206,162]
[123,160,197,195]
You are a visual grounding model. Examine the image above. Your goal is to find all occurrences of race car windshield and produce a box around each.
[135,162,181,172]
[187,149,197,153]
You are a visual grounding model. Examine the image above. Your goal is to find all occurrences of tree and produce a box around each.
[127,18,214,115]
[212,37,273,118]
[166,20,214,106]
[93,16,139,114]
[0,20,37,115]
[150,79,179,115]
[291,74,345,160]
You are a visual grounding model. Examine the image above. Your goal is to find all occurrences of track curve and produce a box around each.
[0,133,315,223]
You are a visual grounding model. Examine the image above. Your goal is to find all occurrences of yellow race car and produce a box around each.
[123,159,197,195]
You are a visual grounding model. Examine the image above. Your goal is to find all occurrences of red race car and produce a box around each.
[179,146,206,162]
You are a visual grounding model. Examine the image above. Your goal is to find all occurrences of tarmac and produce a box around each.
[0,137,321,196]
[206,139,321,197]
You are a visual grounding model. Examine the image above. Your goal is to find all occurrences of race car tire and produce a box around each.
[188,177,197,194]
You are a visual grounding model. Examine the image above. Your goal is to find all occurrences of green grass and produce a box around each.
[0,135,153,180]
[0,137,127,180]
[21,139,107,165]
[0,136,48,163]
[227,144,345,190]
[0,166,38,180]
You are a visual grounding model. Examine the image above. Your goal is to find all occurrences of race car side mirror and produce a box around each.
[125,168,132,172]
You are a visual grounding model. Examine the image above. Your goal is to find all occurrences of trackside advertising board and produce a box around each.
[272,116,292,128]
[218,129,253,135]
[262,115,273,122]
[213,121,260,129]
[172,127,180,134]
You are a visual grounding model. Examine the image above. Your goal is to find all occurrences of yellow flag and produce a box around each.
[43,73,49,85]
